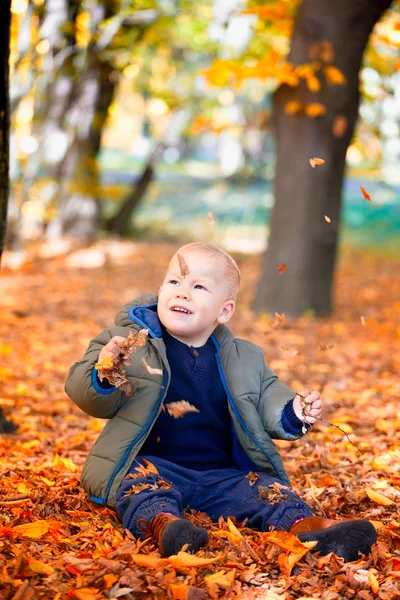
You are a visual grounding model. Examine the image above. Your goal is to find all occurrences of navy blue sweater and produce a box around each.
[97,328,304,470]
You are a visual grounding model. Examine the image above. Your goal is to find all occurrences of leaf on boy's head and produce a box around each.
[177,253,189,278]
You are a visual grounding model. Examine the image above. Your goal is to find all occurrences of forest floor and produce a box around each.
[0,240,399,600]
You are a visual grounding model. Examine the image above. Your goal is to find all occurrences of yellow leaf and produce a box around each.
[95,356,114,370]
[324,66,346,85]
[285,100,303,115]
[369,571,380,593]
[205,570,235,588]
[264,530,317,553]
[212,530,241,543]
[227,517,243,540]
[39,476,56,487]
[306,75,321,92]
[27,556,55,575]
[305,103,326,118]
[168,551,225,568]
[170,583,189,599]
[365,487,395,506]
[131,554,168,569]
[12,520,51,538]
[278,549,310,578]
[15,482,31,495]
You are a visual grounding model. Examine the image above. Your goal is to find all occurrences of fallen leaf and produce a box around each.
[360,185,372,201]
[277,264,287,275]
[369,571,380,593]
[131,554,168,569]
[73,588,102,600]
[264,530,317,553]
[245,471,260,487]
[166,400,200,419]
[27,556,55,575]
[141,357,163,376]
[103,573,118,588]
[309,157,325,168]
[11,520,51,538]
[365,487,395,506]
[170,583,189,599]
[168,551,225,568]
[227,517,243,540]
[204,570,235,588]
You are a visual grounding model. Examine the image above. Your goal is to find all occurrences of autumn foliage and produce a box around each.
[0,241,399,599]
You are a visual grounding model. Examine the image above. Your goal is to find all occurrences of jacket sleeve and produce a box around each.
[65,328,127,419]
[258,360,304,441]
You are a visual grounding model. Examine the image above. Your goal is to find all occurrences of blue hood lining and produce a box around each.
[128,302,163,338]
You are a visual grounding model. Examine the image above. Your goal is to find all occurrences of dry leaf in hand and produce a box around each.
[95,329,149,395]
[177,253,189,277]
[141,357,163,376]
[277,264,287,275]
[360,185,372,202]
[166,400,200,419]
[309,157,325,168]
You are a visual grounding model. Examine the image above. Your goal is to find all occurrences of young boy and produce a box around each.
[65,242,376,561]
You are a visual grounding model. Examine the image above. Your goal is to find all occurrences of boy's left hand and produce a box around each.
[293,391,322,424]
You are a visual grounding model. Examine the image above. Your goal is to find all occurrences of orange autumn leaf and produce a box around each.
[264,530,317,553]
[168,551,225,568]
[332,115,348,137]
[131,554,168,569]
[27,556,55,575]
[277,264,287,275]
[170,583,189,599]
[360,185,372,201]
[278,548,311,578]
[324,65,346,85]
[227,517,243,540]
[11,520,51,538]
[103,574,118,589]
[309,157,325,168]
[365,487,395,506]
[72,588,102,600]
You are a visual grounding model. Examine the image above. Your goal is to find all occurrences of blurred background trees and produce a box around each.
[3,0,400,316]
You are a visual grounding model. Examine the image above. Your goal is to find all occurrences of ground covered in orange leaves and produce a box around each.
[0,241,399,600]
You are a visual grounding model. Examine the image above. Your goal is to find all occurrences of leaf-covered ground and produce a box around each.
[0,241,399,600]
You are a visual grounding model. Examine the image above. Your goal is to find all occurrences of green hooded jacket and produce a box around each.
[65,294,303,508]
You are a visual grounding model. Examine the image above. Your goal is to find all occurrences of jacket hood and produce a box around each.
[115,293,234,348]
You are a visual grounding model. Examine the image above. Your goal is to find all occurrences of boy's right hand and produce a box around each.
[98,336,127,362]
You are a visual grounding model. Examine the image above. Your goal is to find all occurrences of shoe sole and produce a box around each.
[297,520,377,562]
[161,520,209,556]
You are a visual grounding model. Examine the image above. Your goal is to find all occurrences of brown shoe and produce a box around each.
[137,512,208,557]
[290,516,377,562]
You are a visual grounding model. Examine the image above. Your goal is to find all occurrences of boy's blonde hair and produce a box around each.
[176,242,241,302]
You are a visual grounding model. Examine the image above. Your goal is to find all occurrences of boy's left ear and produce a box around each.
[218,300,235,324]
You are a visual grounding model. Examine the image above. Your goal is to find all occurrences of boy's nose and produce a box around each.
[176,290,189,300]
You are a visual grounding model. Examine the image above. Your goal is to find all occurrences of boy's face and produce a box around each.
[157,250,235,346]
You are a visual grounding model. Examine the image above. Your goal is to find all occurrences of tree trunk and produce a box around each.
[252,0,392,317]
[106,144,164,235]
[0,0,11,268]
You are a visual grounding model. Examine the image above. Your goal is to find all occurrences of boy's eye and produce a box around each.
[194,284,206,290]
[168,280,179,285]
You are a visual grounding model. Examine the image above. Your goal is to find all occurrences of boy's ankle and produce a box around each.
[139,513,208,556]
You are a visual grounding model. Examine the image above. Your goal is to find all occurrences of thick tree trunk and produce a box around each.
[0,0,11,268]
[252,0,392,317]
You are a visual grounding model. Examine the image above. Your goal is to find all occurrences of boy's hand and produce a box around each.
[293,390,322,424]
[98,336,127,362]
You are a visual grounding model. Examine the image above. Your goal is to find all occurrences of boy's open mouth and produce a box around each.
[170,306,192,315]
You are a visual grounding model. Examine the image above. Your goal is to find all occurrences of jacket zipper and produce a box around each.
[93,369,169,505]
[212,337,284,483]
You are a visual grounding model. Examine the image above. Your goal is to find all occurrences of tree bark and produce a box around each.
[252,0,392,317]
[0,0,11,268]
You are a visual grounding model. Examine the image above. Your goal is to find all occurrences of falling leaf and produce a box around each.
[27,556,55,575]
[168,551,225,568]
[332,115,348,137]
[365,487,395,506]
[166,400,200,419]
[344,248,351,255]
[324,66,346,85]
[324,215,331,223]
[141,357,163,376]
[177,253,189,277]
[207,212,215,225]
[277,264,287,275]
[361,316,366,326]
[11,520,51,538]
[360,185,372,201]
[131,554,168,569]
[309,157,325,168]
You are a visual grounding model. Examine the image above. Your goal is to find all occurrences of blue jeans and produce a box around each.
[115,456,314,538]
